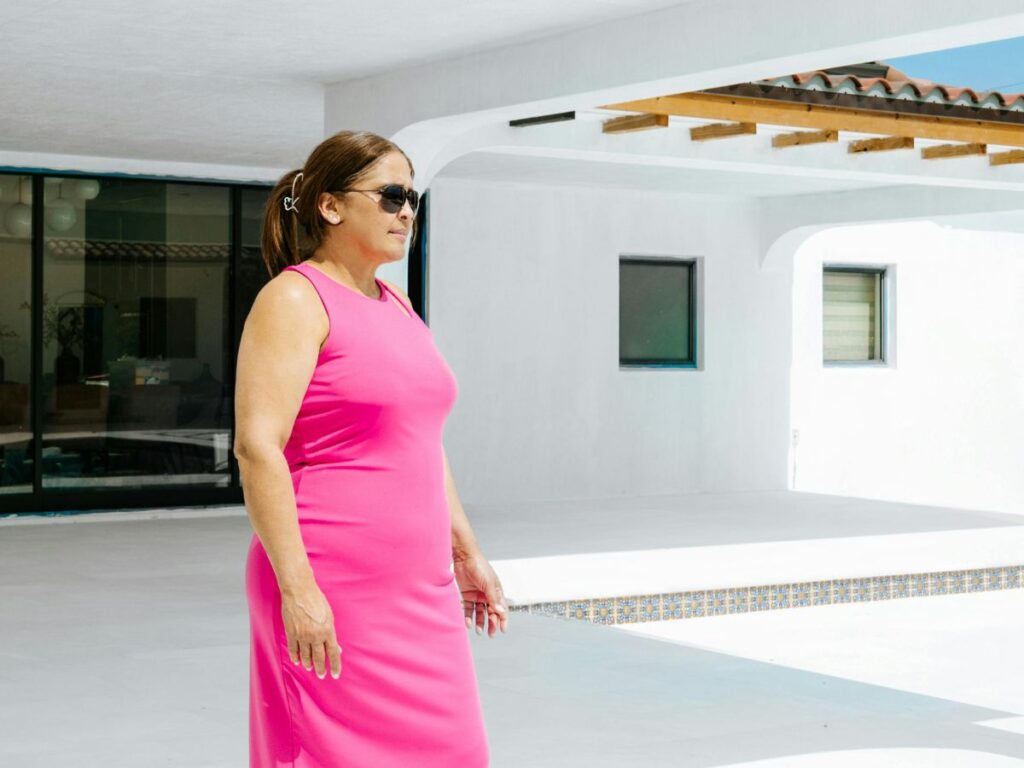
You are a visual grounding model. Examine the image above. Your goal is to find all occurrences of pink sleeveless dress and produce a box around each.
[245,261,489,767]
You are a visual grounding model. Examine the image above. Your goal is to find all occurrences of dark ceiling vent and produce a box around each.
[509,111,576,127]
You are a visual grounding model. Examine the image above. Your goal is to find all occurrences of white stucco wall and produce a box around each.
[427,178,1024,515]
[790,221,1024,516]
[427,176,793,504]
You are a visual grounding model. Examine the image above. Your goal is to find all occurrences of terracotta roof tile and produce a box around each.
[756,61,1024,111]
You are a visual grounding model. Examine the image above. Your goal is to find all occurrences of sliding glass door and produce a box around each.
[39,176,234,491]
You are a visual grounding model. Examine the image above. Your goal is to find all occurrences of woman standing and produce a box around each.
[235,130,508,767]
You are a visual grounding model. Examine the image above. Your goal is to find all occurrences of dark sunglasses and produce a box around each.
[335,184,420,215]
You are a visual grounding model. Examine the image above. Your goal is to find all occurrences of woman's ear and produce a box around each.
[317,191,344,225]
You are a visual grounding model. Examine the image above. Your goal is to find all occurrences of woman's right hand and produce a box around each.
[281,583,343,679]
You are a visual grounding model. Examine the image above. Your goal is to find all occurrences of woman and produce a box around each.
[235,130,508,767]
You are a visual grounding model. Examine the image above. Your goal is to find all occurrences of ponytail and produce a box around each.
[260,169,305,279]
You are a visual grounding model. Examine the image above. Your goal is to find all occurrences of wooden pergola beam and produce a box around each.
[921,142,987,160]
[598,92,1024,148]
[772,129,838,148]
[988,149,1024,166]
[689,121,756,141]
[849,136,914,153]
[602,113,668,134]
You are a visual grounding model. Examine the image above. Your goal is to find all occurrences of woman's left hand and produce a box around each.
[453,551,509,637]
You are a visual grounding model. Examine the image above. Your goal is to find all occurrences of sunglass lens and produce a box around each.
[381,185,419,214]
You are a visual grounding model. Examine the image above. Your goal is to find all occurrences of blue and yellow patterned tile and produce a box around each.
[872,575,892,600]
[930,571,950,595]
[770,584,791,610]
[891,574,910,599]
[812,581,832,605]
[663,593,684,620]
[911,573,929,596]
[637,594,662,622]
[1008,566,1023,590]
[728,587,749,614]
[985,568,1004,590]
[615,596,639,624]
[750,585,771,612]
[707,589,729,615]
[852,577,872,603]
[592,598,615,625]
[527,562,1024,627]
[792,583,812,608]
[684,591,706,618]
[569,600,592,621]
[534,601,569,619]
[833,579,852,603]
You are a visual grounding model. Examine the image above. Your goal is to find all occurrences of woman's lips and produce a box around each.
[390,232,407,240]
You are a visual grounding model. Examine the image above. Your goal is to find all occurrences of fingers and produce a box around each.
[487,604,507,637]
[312,641,327,678]
[327,641,343,680]
[311,639,343,679]
[475,601,486,635]
[488,583,509,635]
[461,590,510,637]
[289,636,343,679]
[281,588,345,679]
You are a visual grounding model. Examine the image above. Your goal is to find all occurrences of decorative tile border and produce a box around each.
[506,564,1023,625]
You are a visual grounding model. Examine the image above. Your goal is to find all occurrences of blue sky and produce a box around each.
[886,36,1024,93]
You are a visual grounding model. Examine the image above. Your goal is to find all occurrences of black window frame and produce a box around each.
[0,168,276,516]
[619,255,699,369]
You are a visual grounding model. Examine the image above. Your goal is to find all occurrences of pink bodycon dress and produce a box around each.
[245,261,489,767]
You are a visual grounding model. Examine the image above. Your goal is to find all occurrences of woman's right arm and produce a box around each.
[234,272,342,680]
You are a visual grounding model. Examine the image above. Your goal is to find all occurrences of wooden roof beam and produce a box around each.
[772,129,838,148]
[602,113,668,134]
[848,136,914,153]
[921,142,987,160]
[989,149,1024,167]
[689,121,756,141]
[598,92,1024,148]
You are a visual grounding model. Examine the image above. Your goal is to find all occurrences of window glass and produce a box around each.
[823,269,883,362]
[0,175,33,494]
[620,259,694,365]
[40,176,232,490]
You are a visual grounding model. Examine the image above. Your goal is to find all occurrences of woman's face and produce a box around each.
[319,151,416,263]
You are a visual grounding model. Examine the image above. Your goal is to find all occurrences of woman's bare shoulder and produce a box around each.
[254,269,326,317]
[246,269,329,346]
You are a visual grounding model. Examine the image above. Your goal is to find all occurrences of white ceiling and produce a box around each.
[5,0,694,83]
[435,149,890,198]
[0,0,692,170]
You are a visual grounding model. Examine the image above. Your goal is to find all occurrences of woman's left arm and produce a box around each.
[443,444,509,636]
[379,278,509,635]
[443,444,482,562]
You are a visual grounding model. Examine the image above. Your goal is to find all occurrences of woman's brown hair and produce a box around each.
[260,130,415,278]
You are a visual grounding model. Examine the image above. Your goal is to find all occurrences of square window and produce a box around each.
[620,258,696,367]
[823,267,885,363]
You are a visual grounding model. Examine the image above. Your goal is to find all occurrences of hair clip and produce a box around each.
[283,172,303,212]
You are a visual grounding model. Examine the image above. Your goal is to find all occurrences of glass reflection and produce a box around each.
[41,177,232,490]
[0,175,33,494]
